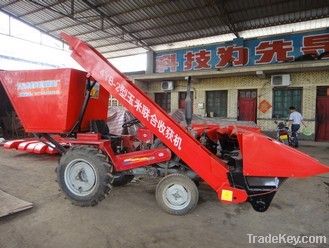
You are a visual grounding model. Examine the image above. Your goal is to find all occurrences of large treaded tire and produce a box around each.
[156,173,199,215]
[57,146,113,207]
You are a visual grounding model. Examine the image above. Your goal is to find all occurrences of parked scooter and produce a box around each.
[274,120,298,147]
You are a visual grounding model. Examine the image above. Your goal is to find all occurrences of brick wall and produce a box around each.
[146,71,329,139]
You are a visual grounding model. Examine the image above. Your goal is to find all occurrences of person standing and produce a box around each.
[288,106,306,147]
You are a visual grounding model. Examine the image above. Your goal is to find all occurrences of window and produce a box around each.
[273,88,302,118]
[206,90,228,117]
[317,86,329,97]
[155,92,171,112]
[178,91,194,109]
[238,89,257,99]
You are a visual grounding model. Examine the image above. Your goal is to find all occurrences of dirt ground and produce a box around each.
[0,142,328,248]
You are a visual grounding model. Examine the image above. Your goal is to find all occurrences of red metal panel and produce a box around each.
[33,143,48,154]
[241,131,329,177]
[0,69,108,133]
[46,146,59,154]
[60,33,235,197]
[26,142,40,153]
[4,139,25,149]
[136,128,153,143]
[76,133,101,141]
[115,147,171,171]
[17,141,39,151]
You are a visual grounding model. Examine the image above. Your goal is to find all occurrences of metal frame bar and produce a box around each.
[233,8,329,29]
[68,79,96,135]
[16,0,67,18]
[104,51,146,60]
[89,12,226,47]
[42,1,212,35]
[211,0,240,38]
[38,133,66,154]
[46,0,328,49]
[81,0,152,50]
[96,45,141,54]
[96,24,229,52]
[0,0,20,9]
[143,28,229,46]
[25,0,150,51]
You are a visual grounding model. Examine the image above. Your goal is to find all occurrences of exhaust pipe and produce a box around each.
[185,76,193,130]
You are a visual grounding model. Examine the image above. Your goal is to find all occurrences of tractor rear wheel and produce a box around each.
[57,146,113,207]
[156,173,199,215]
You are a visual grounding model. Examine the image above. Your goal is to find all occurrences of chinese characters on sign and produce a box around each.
[155,54,178,73]
[255,40,293,64]
[301,33,329,58]
[114,81,183,151]
[184,49,211,70]
[17,80,60,97]
[155,30,329,73]
[217,46,248,67]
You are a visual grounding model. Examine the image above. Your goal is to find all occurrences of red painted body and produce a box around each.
[3,135,170,174]
[0,69,109,133]
[59,33,243,202]
[136,128,154,143]
[59,33,329,203]
[239,130,329,177]
[114,147,171,171]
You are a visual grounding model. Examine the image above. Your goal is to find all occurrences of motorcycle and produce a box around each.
[274,120,298,147]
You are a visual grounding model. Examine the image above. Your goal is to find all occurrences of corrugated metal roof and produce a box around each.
[0,0,328,58]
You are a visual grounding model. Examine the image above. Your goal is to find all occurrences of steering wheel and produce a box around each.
[122,118,140,128]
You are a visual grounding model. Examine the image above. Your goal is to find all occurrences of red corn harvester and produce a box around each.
[0,33,328,215]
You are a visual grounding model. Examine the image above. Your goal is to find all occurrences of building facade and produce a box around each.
[143,70,329,141]
[132,29,329,141]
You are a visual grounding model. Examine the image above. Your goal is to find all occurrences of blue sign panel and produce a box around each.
[155,29,329,73]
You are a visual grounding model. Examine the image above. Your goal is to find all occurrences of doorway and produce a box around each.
[238,89,257,122]
[178,91,194,109]
[154,92,171,113]
[316,86,329,141]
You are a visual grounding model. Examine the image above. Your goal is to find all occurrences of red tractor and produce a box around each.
[1,33,328,215]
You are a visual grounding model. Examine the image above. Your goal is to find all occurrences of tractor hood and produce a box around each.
[239,130,329,178]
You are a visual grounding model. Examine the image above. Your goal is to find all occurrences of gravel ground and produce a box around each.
[0,142,328,248]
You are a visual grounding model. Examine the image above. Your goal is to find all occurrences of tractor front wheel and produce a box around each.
[156,173,199,215]
[57,146,113,207]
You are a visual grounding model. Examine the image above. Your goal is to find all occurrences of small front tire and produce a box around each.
[156,173,199,215]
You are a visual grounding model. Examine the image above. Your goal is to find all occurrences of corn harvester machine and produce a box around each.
[0,33,328,215]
